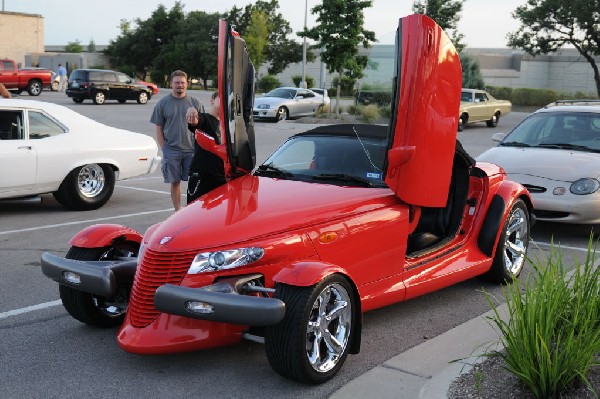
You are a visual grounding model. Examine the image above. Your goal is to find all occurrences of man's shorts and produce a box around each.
[161,146,194,183]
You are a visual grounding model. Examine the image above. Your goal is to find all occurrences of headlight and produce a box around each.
[570,178,600,195]
[257,104,270,109]
[188,247,265,274]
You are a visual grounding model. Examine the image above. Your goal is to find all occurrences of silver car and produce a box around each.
[253,87,325,122]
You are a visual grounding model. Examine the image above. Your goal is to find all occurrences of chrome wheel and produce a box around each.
[501,205,528,276]
[77,164,106,198]
[276,107,288,121]
[306,282,352,373]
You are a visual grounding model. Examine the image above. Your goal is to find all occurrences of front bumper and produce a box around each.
[154,275,285,326]
[253,109,277,119]
[40,252,137,298]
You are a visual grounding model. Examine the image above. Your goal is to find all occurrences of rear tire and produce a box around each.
[265,274,355,383]
[483,199,529,283]
[59,245,137,328]
[53,164,115,211]
[27,79,42,96]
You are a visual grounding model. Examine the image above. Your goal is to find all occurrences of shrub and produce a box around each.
[359,104,380,123]
[291,75,314,88]
[330,76,355,96]
[258,75,280,92]
[486,240,600,398]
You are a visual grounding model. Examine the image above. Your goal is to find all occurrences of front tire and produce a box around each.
[137,91,149,104]
[275,106,288,122]
[27,79,43,96]
[458,114,466,131]
[72,98,84,103]
[93,91,106,105]
[484,199,529,283]
[53,164,115,211]
[265,274,355,384]
[486,112,500,127]
[59,245,137,328]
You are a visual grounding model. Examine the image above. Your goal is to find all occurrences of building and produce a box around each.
[0,11,44,66]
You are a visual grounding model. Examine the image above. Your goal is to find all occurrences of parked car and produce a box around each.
[253,87,325,122]
[309,87,331,107]
[0,59,53,96]
[458,88,511,131]
[134,78,159,95]
[478,99,600,224]
[66,69,154,105]
[40,16,532,384]
[0,99,161,210]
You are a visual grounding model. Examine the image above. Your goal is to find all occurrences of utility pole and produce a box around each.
[301,0,307,89]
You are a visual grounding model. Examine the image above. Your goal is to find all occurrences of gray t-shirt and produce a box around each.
[150,94,203,152]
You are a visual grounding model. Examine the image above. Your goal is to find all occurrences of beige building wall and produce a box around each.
[0,11,44,66]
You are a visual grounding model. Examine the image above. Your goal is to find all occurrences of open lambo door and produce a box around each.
[384,14,462,207]
[217,19,256,178]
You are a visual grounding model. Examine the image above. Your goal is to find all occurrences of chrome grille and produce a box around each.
[128,248,197,328]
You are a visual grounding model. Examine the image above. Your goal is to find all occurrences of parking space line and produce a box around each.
[0,300,61,319]
[531,240,590,253]
[0,208,172,236]
[116,185,171,195]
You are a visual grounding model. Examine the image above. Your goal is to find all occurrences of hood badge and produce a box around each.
[159,236,172,245]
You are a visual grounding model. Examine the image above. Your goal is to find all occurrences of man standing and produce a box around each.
[150,70,203,211]
[56,64,67,92]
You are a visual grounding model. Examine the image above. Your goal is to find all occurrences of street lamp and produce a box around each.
[301,0,307,89]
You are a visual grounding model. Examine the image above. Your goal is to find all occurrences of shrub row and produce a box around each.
[486,86,599,107]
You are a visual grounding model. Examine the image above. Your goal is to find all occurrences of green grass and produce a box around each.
[486,239,600,398]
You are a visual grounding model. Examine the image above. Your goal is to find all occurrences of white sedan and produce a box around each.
[0,99,161,210]
[253,87,326,122]
[478,101,600,224]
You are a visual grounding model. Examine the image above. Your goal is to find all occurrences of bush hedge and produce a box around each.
[486,85,599,107]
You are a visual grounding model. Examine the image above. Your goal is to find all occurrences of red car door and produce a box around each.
[385,14,462,207]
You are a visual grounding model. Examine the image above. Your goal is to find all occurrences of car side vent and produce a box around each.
[522,184,546,193]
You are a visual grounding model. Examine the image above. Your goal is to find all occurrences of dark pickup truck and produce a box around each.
[0,59,53,96]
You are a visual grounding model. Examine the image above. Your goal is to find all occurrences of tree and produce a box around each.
[412,0,466,52]
[244,10,269,71]
[301,0,376,114]
[87,39,96,53]
[65,40,83,53]
[226,0,312,75]
[508,0,600,96]
[460,54,485,89]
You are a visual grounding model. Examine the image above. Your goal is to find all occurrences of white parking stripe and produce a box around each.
[531,240,591,253]
[0,300,61,319]
[0,208,172,236]
[116,185,171,195]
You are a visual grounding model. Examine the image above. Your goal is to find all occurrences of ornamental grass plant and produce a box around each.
[486,240,600,398]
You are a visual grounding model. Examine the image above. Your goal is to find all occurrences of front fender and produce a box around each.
[272,261,349,287]
[68,224,143,248]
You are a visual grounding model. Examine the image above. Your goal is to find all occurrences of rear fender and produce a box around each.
[478,181,532,257]
[68,223,143,249]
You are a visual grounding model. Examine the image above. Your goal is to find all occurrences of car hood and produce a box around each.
[144,175,397,252]
[253,96,287,107]
[477,147,600,181]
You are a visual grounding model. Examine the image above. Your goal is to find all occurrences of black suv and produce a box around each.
[66,69,153,105]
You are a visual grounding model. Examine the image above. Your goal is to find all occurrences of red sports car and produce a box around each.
[41,16,533,384]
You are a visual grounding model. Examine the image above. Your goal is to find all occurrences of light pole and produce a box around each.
[301,0,307,89]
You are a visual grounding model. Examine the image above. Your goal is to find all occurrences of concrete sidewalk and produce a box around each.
[330,304,508,399]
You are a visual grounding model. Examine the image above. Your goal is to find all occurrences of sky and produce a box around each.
[7,0,525,48]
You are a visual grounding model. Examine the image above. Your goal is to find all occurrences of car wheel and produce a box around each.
[72,98,84,104]
[484,199,529,283]
[53,164,115,211]
[93,91,106,105]
[265,274,355,383]
[137,92,149,104]
[458,115,465,131]
[275,106,288,122]
[59,245,137,328]
[486,112,500,127]
[117,99,127,104]
[27,79,42,96]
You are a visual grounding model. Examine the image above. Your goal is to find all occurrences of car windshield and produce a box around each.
[265,88,297,99]
[500,111,600,152]
[256,131,389,188]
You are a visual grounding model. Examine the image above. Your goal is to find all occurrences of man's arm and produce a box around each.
[155,125,165,149]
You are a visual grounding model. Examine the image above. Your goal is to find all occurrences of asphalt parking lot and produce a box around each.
[1,89,596,398]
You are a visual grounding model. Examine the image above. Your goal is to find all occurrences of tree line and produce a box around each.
[100,0,600,97]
